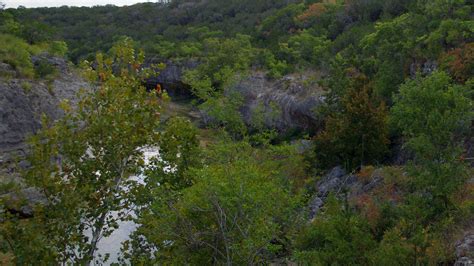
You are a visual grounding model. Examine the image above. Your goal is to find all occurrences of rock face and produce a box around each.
[309,166,356,219]
[410,59,438,78]
[1,187,47,217]
[0,56,89,155]
[455,232,474,266]
[308,166,384,219]
[0,55,90,211]
[229,71,325,134]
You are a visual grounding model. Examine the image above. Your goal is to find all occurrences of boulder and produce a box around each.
[32,54,71,76]
[308,166,351,219]
[308,196,324,218]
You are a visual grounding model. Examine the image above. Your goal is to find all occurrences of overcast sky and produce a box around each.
[4,0,151,8]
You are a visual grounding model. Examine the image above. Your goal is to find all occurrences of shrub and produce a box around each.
[294,196,377,265]
[20,81,31,92]
[280,31,331,66]
[48,41,68,57]
[390,71,472,215]
[34,59,57,79]
[260,49,290,79]
[0,34,34,78]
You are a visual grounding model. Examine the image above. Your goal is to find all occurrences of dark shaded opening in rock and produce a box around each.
[3,208,34,219]
[144,80,194,101]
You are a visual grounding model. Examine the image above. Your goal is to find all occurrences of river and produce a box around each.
[94,148,160,265]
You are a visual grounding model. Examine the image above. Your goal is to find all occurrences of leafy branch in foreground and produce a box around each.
[0,37,162,265]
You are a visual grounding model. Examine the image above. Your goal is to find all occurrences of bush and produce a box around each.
[34,59,57,79]
[280,31,331,67]
[20,81,32,92]
[390,71,472,213]
[332,23,374,53]
[260,49,290,79]
[0,34,34,78]
[294,196,377,265]
[48,41,68,57]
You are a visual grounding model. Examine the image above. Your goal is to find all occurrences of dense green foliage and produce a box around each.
[0,39,162,264]
[314,75,390,169]
[391,71,472,221]
[130,140,303,264]
[296,71,472,264]
[3,0,296,62]
[0,0,473,264]
[294,196,377,265]
[0,34,34,77]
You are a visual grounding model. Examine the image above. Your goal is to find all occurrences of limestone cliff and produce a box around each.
[0,55,90,202]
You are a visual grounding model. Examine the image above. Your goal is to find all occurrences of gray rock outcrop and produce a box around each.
[410,60,438,78]
[229,71,325,134]
[309,166,356,219]
[0,56,89,155]
[1,187,47,217]
[308,166,384,219]
[455,232,474,266]
[0,56,90,214]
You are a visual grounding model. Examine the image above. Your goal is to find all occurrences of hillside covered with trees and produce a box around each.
[0,0,473,265]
